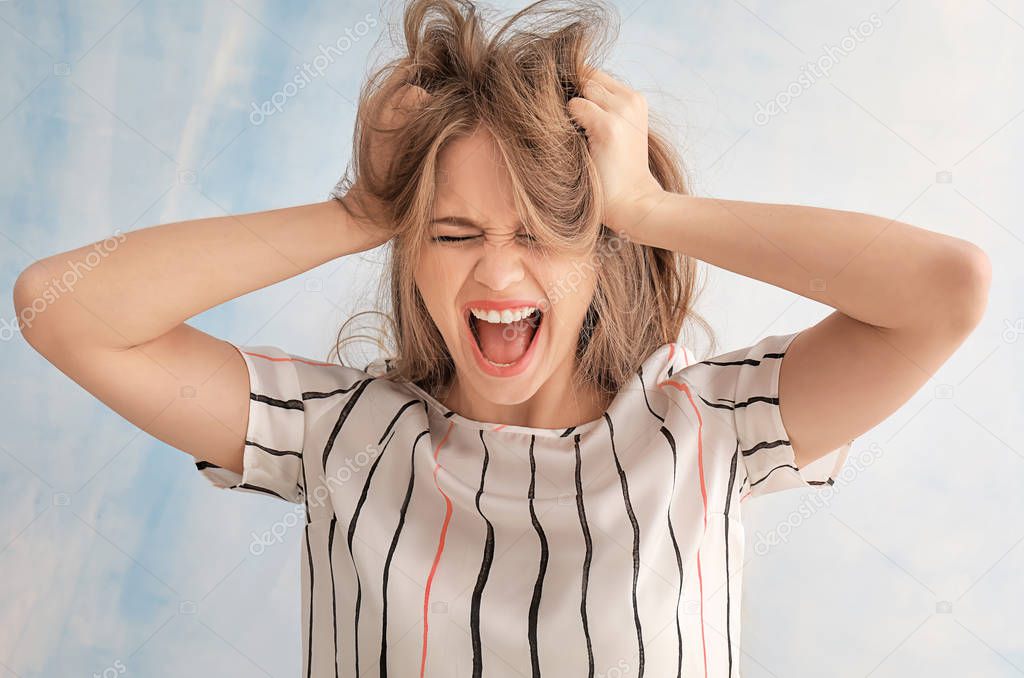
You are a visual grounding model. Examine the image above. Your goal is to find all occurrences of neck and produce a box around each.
[440,358,610,430]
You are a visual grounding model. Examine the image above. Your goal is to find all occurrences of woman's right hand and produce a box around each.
[341,72,432,243]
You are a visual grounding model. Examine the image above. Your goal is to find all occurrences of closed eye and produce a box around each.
[431,233,537,244]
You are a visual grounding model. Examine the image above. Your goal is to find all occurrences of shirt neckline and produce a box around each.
[366,341,680,440]
[396,376,605,438]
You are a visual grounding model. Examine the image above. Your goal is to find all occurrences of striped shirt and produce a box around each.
[197,331,852,677]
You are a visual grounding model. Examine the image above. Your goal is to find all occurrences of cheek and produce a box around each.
[539,257,597,320]
[414,248,447,297]
[415,250,466,317]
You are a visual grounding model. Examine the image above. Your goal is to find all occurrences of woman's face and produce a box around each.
[414,125,597,406]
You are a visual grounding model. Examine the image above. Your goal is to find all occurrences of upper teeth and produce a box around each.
[469,306,538,324]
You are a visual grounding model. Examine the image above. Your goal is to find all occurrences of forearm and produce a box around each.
[626,191,989,332]
[15,197,386,350]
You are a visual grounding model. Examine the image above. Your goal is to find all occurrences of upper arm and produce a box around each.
[780,239,990,469]
[779,307,980,470]
[20,317,251,476]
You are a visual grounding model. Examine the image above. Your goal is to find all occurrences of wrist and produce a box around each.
[607,184,667,246]
[332,189,393,252]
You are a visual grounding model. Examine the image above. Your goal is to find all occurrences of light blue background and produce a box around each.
[2,0,1022,676]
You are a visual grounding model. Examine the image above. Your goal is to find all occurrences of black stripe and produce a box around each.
[689,392,765,413]
[312,378,380,675]
[380,429,428,678]
[251,392,304,410]
[244,440,301,457]
[605,413,645,677]
[527,435,548,678]
[327,518,340,678]
[699,397,738,411]
[723,443,740,677]
[233,482,287,501]
[378,399,424,445]
[699,351,784,367]
[733,394,780,408]
[724,444,740,517]
[470,430,495,678]
[321,378,375,472]
[195,460,219,470]
[300,441,314,678]
[560,426,576,437]
[348,401,418,677]
[658,426,683,678]
[740,439,790,457]
[749,463,799,487]
[574,433,595,678]
[303,380,371,400]
[638,365,666,423]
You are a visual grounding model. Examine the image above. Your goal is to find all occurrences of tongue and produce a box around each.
[475,316,537,364]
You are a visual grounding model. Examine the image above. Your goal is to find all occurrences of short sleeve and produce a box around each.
[707,331,853,500]
[327,174,346,202]
[194,344,306,504]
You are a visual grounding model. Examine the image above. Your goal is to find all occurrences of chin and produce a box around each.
[463,365,545,405]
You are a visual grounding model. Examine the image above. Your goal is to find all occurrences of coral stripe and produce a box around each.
[665,378,709,678]
[421,420,455,677]
[241,350,337,367]
[658,379,687,390]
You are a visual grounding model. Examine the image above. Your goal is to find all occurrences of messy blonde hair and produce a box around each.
[330,0,713,399]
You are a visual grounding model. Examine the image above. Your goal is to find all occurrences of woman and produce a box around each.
[14,0,990,676]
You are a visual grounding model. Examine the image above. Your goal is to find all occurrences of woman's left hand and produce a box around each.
[567,68,664,239]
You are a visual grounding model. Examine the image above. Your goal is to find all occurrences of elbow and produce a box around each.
[12,263,57,352]
[940,240,991,335]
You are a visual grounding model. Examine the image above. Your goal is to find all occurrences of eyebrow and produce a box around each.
[430,215,527,230]
[430,215,481,228]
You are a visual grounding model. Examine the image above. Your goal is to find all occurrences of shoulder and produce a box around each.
[633,333,802,441]
[233,344,416,413]
[657,332,801,405]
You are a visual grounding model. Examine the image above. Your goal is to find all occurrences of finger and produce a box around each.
[582,67,632,98]
[391,83,430,117]
[580,79,617,113]
[380,83,431,128]
[397,82,431,110]
[567,96,608,139]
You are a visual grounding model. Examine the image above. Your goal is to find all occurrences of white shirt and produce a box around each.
[197,331,851,677]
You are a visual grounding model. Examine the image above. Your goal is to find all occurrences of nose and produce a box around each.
[473,238,525,291]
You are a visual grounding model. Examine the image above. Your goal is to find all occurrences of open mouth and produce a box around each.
[465,305,544,368]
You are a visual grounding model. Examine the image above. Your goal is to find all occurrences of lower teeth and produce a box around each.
[471,311,541,367]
